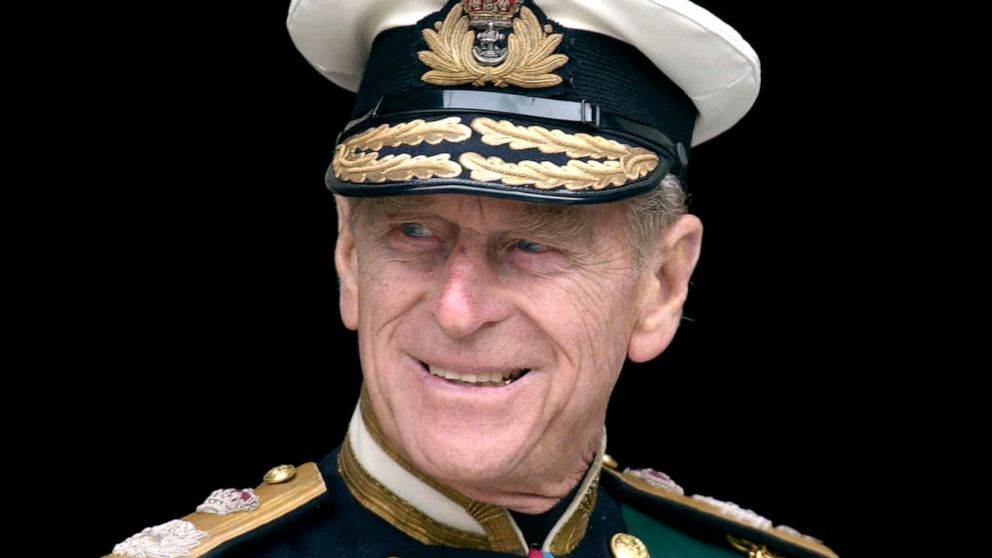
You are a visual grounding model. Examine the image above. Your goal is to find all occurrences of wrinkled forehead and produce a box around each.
[348,194,620,242]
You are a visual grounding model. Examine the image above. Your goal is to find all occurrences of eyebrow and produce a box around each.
[502,203,592,245]
[359,196,593,245]
[361,195,433,215]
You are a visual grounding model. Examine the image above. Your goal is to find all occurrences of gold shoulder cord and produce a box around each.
[104,463,327,558]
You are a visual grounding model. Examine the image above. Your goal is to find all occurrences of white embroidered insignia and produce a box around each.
[623,468,685,495]
[195,488,261,515]
[775,524,824,543]
[691,495,773,529]
[112,519,207,558]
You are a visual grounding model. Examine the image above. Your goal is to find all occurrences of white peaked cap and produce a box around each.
[287,0,760,146]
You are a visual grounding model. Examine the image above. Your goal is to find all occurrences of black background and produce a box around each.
[60,2,981,557]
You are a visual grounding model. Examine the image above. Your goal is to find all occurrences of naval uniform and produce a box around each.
[105,396,838,558]
[106,1,835,556]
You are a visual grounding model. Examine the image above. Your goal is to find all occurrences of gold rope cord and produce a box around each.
[419,5,568,88]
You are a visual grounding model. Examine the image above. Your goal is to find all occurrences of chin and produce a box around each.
[404,425,533,485]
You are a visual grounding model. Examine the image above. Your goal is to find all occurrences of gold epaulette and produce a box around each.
[105,462,327,558]
[603,465,839,558]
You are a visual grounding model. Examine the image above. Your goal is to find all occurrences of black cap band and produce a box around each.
[351,20,697,156]
[341,89,687,177]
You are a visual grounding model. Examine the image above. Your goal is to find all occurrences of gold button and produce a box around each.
[602,453,620,470]
[263,464,296,484]
[611,533,650,558]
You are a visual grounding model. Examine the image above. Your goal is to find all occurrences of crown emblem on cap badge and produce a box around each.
[462,0,520,65]
[419,0,568,88]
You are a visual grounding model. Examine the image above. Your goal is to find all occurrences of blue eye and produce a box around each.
[401,223,434,238]
[515,240,549,253]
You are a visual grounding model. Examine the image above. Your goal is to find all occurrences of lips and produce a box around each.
[423,362,530,387]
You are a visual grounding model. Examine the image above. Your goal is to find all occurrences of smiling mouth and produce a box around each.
[422,362,530,387]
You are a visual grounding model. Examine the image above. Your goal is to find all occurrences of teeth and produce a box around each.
[428,365,527,386]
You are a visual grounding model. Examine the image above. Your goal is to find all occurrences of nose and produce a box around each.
[432,244,512,339]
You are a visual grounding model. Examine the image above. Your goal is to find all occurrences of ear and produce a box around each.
[334,195,359,331]
[628,214,703,362]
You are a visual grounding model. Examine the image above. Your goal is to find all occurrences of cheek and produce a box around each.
[354,248,434,406]
[354,242,433,330]
[529,270,641,391]
[553,272,640,350]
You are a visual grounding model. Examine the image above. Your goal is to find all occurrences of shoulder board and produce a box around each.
[602,467,839,558]
[105,462,327,558]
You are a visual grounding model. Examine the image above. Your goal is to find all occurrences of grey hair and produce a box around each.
[621,173,689,265]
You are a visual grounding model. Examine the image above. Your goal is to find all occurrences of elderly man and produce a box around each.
[106,1,838,557]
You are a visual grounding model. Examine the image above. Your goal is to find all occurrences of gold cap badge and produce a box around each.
[419,1,568,88]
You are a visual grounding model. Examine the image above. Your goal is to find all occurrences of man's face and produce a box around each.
[335,194,694,505]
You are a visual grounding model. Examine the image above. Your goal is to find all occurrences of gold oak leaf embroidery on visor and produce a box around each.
[332,118,472,182]
[418,4,568,89]
[460,117,660,190]
[332,117,658,191]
